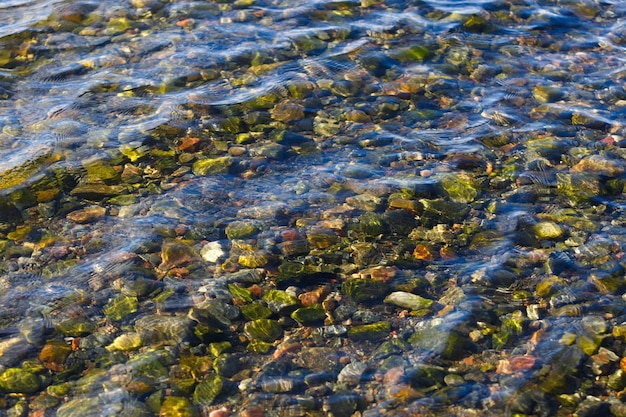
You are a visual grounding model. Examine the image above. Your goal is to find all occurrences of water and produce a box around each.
[1,0,626,415]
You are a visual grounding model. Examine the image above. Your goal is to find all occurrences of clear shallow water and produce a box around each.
[2,0,626,416]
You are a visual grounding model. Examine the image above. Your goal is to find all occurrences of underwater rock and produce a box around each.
[66,206,106,224]
[135,315,193,346]
[342,278,390,303]
[201,241,226,263]
[225,220,260,240]
[348,321,391,341]
[192,156,233,176]
[262,289,299,314]
[384,291,433,311]
[106,333,143,352]
[104,295,138,321]
[0,368,40,393]
[193,374,223,406]
[244,319,283,343]
[160,396,199,417]
[39,340,72,372]
[291,304,326,325]
[337,362,368,385]
[241,302,273,321]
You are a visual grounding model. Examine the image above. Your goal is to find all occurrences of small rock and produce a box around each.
[337,362,368,385]
[384,291,433,311]
[201,241,226,263]
[66,206,106,223]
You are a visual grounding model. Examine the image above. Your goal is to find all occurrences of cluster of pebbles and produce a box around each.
[2,0,626,416]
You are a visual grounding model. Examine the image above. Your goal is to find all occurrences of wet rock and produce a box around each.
[241,302,272,320]
[571,155,625,177]
[574,397,611,417]
[342,278,389,303]
[260,376,299,393]
[358,212,385,237]
[0,368,40,393]
[419,198,469,227]
[306,227,339,249]
[201,241,226,263]
[408,318,467,360]
[270,100,305,122]
[193,374,223,406]
[384,291,433,311]
[532,85,564,103]
[291,304,326,325]
[159,240,197,270]
[337,362,368,385]
[0,336,32,366]
[225,220,260,240]
[507,389,557,417]
[533,221,564,240]
[188,299,239,329]
[70,184,129,200]
[104,295,138,321]
[440,173,479,203]
[66,206,107,223]
[262,289,299,314]
[106,333,143,352]
[55,318,96,337]
[348,321,391,341]
[296,347,342,373]
[160,396,199,417]
[192,156,233,176]
[324,392,362,417]
[135,315,193,345]
[244,319,283,342]
[39,340,71,372]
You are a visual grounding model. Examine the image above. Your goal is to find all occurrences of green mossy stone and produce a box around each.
[241,302,273,320]
[384,291,433,311]
[238,252,269,268]
[103,295,138,321]
[228,284,254,303]
[135,315,193,345]
[106,333,143,352]
[0,368,40,393]
[408,325,466,360]
[57,397,101,417]
[225,221,259,240]
[70,184,129,200]
[209,342,232,358]
[462,14,495,33]
[244,319,283,342]
[359,212,385,236]
[193,374,223,406]
[440,173,478,203]
[556,172,605,204]
[533,221,563,240]
[389,45,431,62]
[291,304,326,325]
[55,318,96,337]
[419,198,469,227]
[262,289,299,314]
[342,278,389,303]
[247,339,272,353]
[109,194,137,205]
[84,162,120,182]
[532,85,564,103]
[192,156,232,176]
[348,321,391,341]
[160,396,199,417]
[126,351,170,381]
[540,346,583,394]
